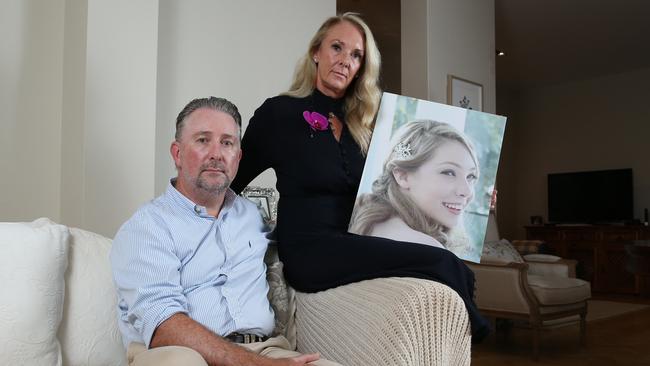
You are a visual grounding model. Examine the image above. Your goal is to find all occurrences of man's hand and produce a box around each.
[151,314,321,366]
[270,353,320,365]
[490,189,498,211]
[290,353,320,364]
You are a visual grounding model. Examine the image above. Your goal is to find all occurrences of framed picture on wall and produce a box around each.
[447,75,483,111]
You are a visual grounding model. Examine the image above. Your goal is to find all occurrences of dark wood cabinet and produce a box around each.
[525,225,650,294]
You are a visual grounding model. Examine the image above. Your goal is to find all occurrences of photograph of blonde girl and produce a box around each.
[350,120,479,257]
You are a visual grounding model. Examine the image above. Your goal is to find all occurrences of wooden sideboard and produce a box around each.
[525,225,650,294]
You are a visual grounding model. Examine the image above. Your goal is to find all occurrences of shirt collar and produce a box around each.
[167,178,236,218]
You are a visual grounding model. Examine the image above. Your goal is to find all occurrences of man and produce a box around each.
[111,97,338,366]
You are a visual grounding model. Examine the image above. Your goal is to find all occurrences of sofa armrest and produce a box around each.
[467,262,533,314]
[294,277,471,366]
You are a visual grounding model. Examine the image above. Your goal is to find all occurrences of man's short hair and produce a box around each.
[175,97,242,141]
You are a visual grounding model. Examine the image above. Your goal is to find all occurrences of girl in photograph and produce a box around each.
[349,120,479,254]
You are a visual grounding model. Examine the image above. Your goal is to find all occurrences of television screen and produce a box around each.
[548,169,633,224]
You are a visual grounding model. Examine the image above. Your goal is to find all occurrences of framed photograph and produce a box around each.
[349,92,507,263]
[447,75,483,111]
[241,186,278,225]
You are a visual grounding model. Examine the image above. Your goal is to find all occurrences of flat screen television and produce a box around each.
[547,168,633,224]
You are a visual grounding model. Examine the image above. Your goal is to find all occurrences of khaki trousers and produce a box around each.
[127,335,342,366]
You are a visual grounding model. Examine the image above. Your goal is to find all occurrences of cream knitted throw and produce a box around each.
[295,277,471,365]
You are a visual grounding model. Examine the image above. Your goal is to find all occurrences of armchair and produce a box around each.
[467,239,591,360]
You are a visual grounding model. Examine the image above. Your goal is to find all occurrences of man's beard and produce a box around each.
[193,161,230,195]
[196,174,230,194]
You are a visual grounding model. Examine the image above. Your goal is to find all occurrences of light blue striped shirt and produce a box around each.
[110,180,275,348]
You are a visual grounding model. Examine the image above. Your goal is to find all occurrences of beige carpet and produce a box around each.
[586,300,649,322]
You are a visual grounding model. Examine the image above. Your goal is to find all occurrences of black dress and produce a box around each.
[231,89,490,342]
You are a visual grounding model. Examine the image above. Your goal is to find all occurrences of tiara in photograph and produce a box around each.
[394,142,412,160]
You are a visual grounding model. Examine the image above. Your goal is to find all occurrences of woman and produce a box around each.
[350,120,479,255]
[231,13,489,341]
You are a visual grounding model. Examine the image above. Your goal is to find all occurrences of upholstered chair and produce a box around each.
[467,238,591,360]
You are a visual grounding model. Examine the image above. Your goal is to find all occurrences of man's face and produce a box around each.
[171,108,241,198]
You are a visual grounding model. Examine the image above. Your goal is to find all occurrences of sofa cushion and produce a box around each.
[0,218,69,366]
[524,253,561,262]
[58,227,126,366]
[527,274,591,305]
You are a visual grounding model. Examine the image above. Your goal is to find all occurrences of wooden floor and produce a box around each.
[472,294,650,365]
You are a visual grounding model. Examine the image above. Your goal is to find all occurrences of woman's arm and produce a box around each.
[232,99,276,193]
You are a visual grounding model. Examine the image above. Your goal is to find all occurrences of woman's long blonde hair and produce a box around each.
[350,121,479,245]
[284,12,382,155]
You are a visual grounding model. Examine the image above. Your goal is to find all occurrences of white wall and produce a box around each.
[0,0,65,222]
[402,0,496,114]
[155,0,335,195]
[60,0,88,229]
[498,67,650,239]
[1,0,335,236]
[401,0,429,99]
[82,0,160,236]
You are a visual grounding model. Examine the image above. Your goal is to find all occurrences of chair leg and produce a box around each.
[532,324,540,361]
[495,317,502,331]
[579,312,587,347]
[495,318,512,343]
[504,319,513,341]
[494,317,503,343]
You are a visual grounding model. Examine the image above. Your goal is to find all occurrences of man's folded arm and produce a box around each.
[111,212,189,347]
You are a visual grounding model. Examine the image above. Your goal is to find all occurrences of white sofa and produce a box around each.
[0,218,472,366]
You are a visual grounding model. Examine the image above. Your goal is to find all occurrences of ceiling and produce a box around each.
[496,0,650,92]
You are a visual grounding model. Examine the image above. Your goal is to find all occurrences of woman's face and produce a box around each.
[313,21,365,98]
[397,140,478,228]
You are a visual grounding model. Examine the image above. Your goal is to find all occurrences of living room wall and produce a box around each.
[497,67,650,239]
[0,0,65,222]
[1,0,334,237]
[402,0,496,114]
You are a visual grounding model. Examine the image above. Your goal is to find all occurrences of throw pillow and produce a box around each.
[481,238,524,263]
[57,227,126,366]
[0,218,69,366]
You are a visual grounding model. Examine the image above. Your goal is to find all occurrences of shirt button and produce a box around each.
[194,205,201,214]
